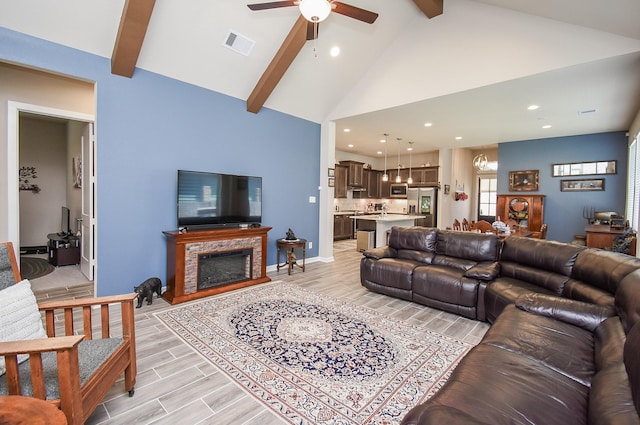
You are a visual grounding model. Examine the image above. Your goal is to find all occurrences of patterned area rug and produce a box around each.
[155,282,471,424]
[20,257,55,280]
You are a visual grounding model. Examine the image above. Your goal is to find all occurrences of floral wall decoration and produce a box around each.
[19,166,40,193]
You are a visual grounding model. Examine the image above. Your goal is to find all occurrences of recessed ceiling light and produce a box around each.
[455,136,463,140]
[528,105,540,110]
[348,144,354,148]
[424,122,433,127]
[377,151,383,155]
[343,128,350,132]
[542,124,552,129]
[379,139,386,143]
[330,46,340,57]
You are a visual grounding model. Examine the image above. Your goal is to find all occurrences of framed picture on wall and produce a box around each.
[328,168,335,177]
[509,170,539,192]
[560,178,605,192]
[328,177,335,187]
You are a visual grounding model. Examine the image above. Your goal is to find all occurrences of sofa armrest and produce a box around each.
[362,246,397,260]
[401,404,490,425]
[465,261,500,281]
[515,293,615,332]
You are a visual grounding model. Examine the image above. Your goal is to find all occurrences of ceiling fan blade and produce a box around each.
[306,21,320,40]
[247,1,297,11]
[247,15,309,113]
[332,2,378,24]
[412,0,443,19]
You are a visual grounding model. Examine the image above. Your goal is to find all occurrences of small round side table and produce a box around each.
[276,238,306,275]
[0,396,67,425]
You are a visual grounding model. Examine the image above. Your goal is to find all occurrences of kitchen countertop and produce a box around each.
[348,214,425,221]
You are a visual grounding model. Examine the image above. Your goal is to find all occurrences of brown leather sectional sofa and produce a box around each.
[359,226,640,425]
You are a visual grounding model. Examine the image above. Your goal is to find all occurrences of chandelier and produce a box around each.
[299,0,332,22]
[473,153,488,171]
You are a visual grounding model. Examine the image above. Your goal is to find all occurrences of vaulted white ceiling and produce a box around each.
[1,0,639,155]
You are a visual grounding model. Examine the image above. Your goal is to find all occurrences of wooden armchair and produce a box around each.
[0,242,137,425]
[452,219,462,231]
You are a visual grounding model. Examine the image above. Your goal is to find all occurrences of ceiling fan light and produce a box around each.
[299,0,332,22]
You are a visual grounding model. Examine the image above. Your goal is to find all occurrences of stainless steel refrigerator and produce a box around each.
[407,187,437,228]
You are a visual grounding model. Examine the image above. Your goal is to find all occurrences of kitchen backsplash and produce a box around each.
[334,198,408,214]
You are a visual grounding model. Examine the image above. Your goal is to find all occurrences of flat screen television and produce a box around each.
[60,206,71,236]
[177,170,262,229]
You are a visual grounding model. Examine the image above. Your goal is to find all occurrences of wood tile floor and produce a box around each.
[35,240,489,424]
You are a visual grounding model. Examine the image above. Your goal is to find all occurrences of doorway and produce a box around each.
[8,102,96,290]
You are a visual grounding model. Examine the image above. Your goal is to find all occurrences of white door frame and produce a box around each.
[7,101,95,279]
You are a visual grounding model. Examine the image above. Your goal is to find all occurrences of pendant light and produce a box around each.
[407,141,414,185]
[395,138,402,183]
[473,153,489,171]
[382,133,389,182]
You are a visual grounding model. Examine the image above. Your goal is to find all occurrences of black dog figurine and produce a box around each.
[134,277,162,308]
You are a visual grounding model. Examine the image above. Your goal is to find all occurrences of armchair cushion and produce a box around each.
[0,338,123,399]
[0,244,15,291]
[0,279,47,375]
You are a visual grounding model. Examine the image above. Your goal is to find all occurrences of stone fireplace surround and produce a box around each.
[163,226,271,304]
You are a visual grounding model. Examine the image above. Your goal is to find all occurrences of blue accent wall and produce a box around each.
[1,28,321,296]
[498,132,628,243]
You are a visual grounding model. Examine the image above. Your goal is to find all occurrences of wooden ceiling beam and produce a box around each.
[412,0,444,19]
[111,0,156,78]
[247,15,309,114]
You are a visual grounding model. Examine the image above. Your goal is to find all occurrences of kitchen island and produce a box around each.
[349,214,425,248]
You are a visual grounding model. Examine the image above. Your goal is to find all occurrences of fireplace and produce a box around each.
[163,226,271,304]
[198,249,253,290]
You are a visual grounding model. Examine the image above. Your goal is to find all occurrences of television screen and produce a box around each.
[177,170,262,229]
[61,206,71,236]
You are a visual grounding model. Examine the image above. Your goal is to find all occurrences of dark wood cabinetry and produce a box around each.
[333,215,353,240]
[334,164,348,198]
[363,169,380,198]
[496,194,545,235]
[339,161,364,187]
[409,167,438,186]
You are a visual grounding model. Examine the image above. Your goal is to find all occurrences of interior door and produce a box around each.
[80,123,95,280]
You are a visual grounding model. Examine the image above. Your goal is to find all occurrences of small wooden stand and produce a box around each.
[276,238,306,275]
[163,226,271,304]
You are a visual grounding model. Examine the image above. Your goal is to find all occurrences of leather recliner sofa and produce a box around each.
[359,226,640,425]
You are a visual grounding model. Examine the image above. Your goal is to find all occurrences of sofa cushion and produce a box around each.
[388,227,438,253]
[0,279,47,375]
[465,261,500,281]
[413,265,479,308]
[501,237,583,277]
[484,277,557,323]
[360,257,418,291]
[515,293,614,332]
[589,363,640,425]
[482,304,595,386]
[615,270,640,333]
[397,249,435,264]
[432,255,476,271]
[571,249,640,295]
[624,322,640,416]
[435,230,499,262]
[416,343,590,425]
[499,261,570,294]
[563,279,615,306]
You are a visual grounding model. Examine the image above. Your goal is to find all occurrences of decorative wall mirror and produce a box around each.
[552,160,616,177]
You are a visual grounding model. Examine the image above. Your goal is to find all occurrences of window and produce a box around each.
[478,177,497,219]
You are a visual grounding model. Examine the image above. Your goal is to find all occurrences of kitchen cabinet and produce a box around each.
[496,194,545,236]
[339,161,364,187]
[409,166,439,186]
[334,164,348,198]
[363,169,380,198]
[333,214,353,240]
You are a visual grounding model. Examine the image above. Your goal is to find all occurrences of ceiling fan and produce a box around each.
[245,0,443,113]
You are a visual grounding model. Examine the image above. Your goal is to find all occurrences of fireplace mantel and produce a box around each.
[163,226,271,304]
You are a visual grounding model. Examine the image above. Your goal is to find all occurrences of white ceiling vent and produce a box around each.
[223,31,255,56]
